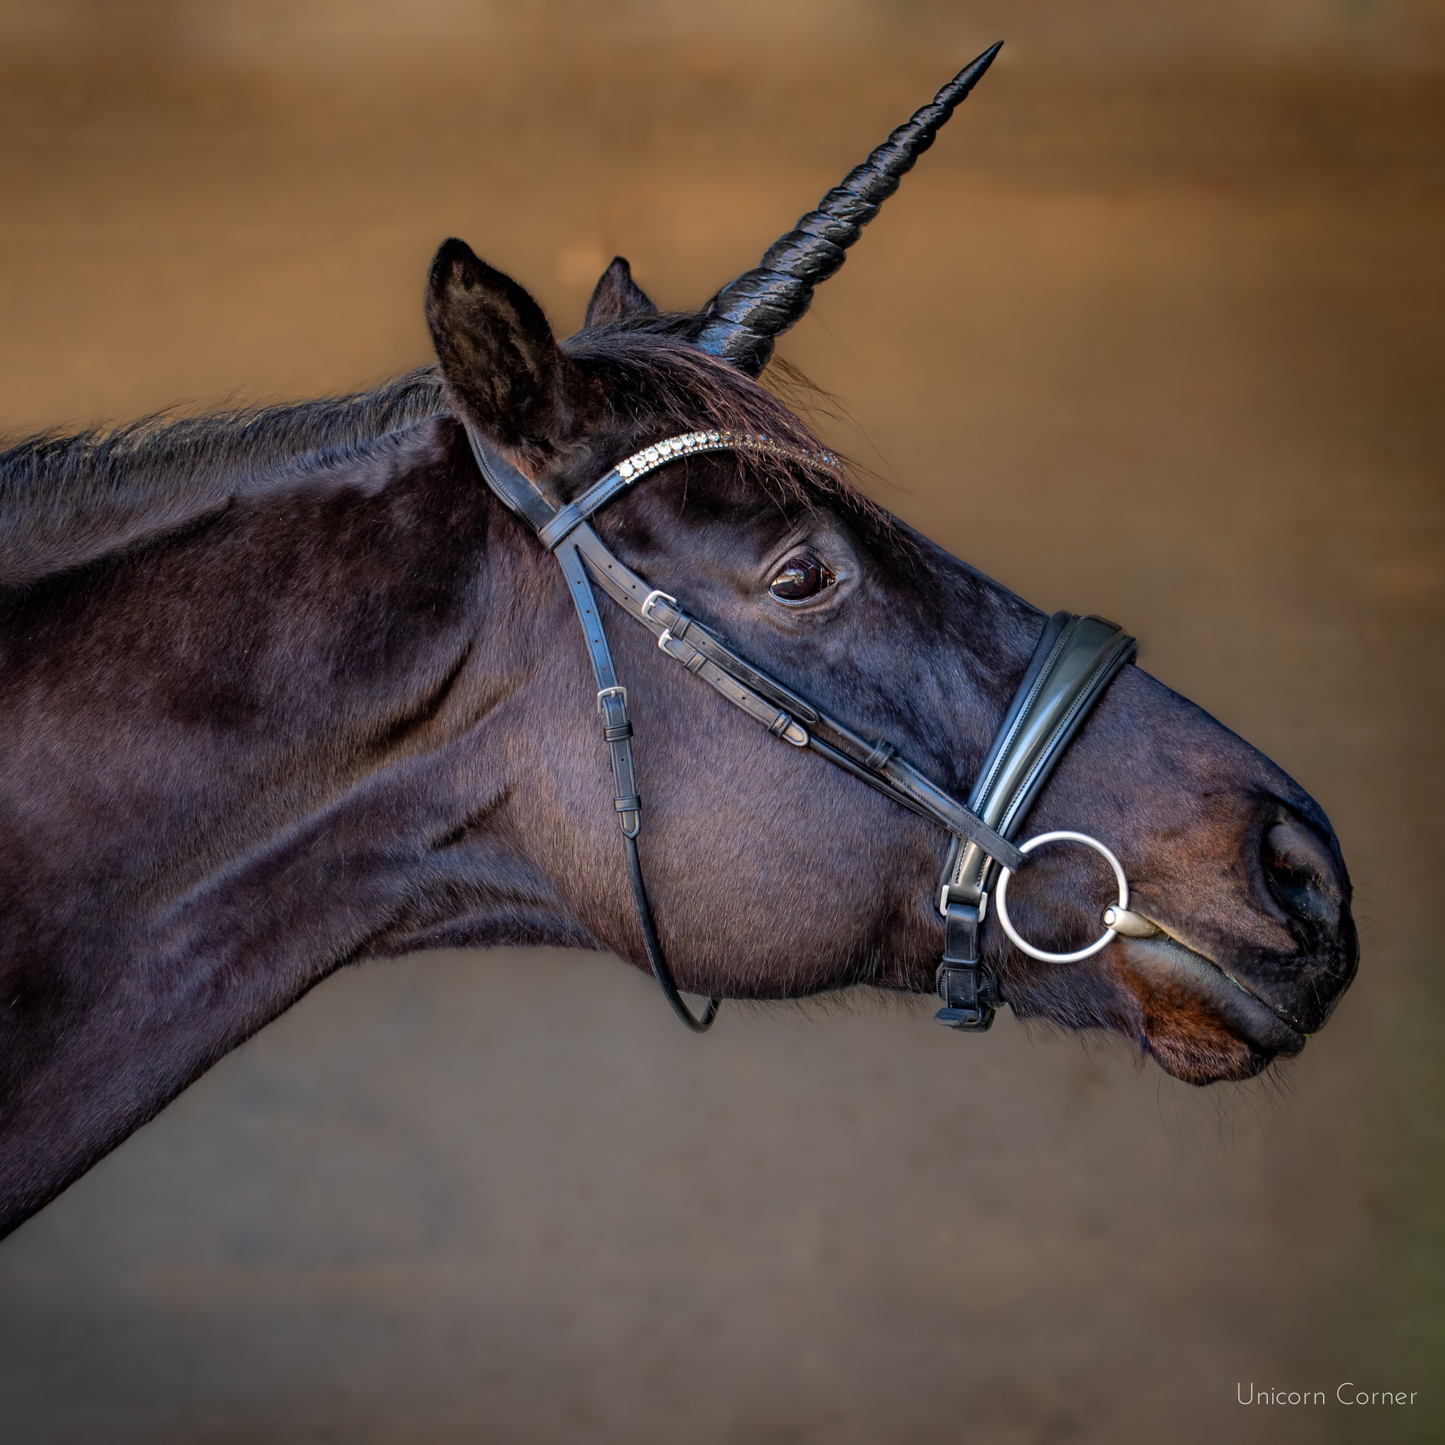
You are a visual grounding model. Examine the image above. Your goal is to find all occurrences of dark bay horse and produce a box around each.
[0,49,1356,1237]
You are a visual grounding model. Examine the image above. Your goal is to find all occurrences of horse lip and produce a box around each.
[1149,917,1303,1021]
[1119,922,1308,1058]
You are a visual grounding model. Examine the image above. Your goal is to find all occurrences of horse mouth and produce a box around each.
[1116,926,1306,1084]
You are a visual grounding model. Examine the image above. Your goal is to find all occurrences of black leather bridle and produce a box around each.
[466,424,1136,1033]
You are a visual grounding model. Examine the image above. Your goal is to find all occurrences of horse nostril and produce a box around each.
[1260,818,1344,931]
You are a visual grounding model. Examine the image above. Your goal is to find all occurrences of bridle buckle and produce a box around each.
[939,884,988,921]
[640,589,676,622]
[596,685,627,715]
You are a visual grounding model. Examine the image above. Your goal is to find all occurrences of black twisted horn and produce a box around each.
[693,42,1003,376]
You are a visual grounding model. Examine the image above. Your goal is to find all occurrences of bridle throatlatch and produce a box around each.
[467,425,1138,1035]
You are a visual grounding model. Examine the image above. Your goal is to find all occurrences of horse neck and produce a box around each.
[0,419,570,1232]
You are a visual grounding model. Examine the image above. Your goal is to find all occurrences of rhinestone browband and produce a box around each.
[616,430,840,483]
[537,430,842,552]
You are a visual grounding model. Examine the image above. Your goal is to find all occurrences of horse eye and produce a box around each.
[769,554,833,601]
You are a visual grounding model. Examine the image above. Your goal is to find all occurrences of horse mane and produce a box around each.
[0,368,449,589]
[0,323,878,590]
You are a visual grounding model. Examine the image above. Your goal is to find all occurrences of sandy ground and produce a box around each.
[0,5,1441,1442]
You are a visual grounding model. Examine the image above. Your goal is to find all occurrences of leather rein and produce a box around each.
[466,424,1136,1033]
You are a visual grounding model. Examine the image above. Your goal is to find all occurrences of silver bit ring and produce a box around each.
[994,831,1130,964]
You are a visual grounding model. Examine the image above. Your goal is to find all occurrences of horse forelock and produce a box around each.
[562,324,890,529]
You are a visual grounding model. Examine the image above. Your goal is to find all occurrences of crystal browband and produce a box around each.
[537,430,841,552]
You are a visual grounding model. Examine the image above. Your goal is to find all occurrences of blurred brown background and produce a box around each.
[1,2,1441,1442]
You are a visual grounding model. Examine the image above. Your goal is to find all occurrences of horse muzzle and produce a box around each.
[1111,808,1358,1082]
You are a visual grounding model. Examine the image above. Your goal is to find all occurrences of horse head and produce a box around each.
[419,46,1356,1084]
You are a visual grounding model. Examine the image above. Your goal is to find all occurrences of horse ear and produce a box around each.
[584,257,658,327]
[425,238,592,463]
